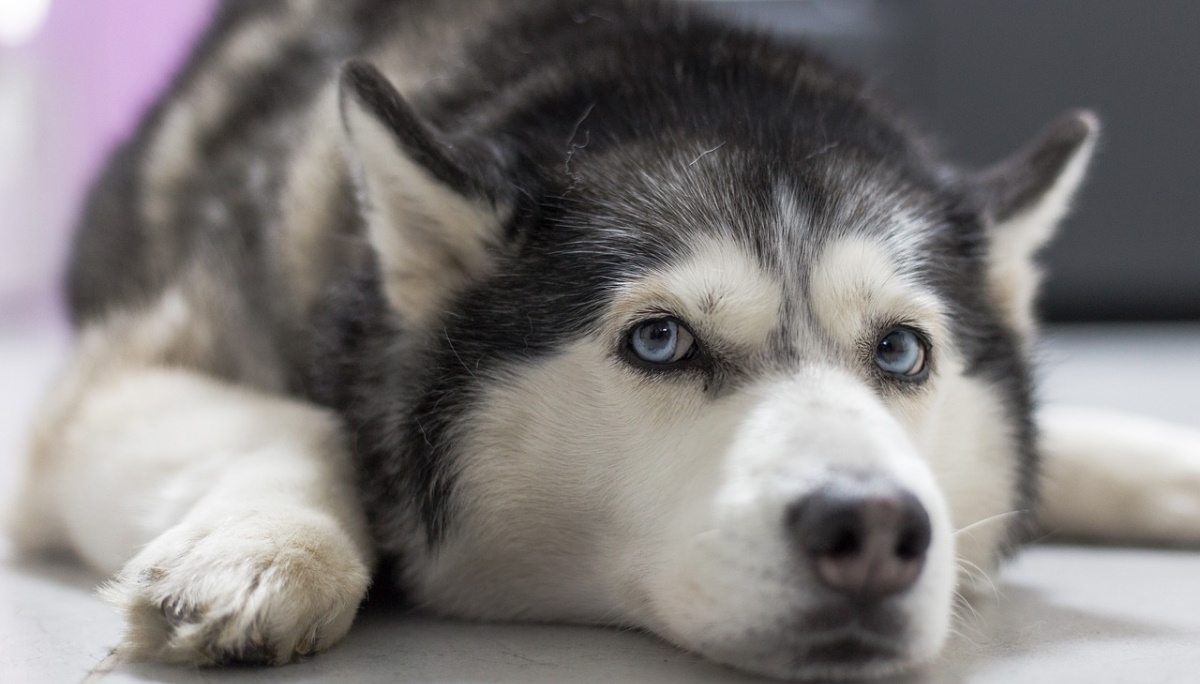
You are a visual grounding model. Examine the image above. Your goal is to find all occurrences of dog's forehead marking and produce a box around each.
[808,235,948,345]
[608,237,782,350]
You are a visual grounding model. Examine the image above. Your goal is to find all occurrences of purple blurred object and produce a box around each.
[0,0,217,322]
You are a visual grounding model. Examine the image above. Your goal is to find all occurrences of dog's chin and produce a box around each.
[694,630,935,681]
[650,599,947,681]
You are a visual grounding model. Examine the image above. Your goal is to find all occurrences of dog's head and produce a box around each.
[329,15,1096,679]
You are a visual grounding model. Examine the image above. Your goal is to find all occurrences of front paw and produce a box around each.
[101,509,370,665]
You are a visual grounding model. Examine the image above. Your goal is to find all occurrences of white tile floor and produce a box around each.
[2,321,1199,683]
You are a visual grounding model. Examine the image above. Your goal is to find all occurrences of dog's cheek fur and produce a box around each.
[906,355,1021,588]
[412,344,960,679]
[395,338,723,622]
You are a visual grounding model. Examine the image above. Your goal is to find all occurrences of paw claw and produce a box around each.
[228,640,275,665]
[294,630,319,657]
[161,598,202,628]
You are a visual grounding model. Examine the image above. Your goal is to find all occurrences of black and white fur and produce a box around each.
[9,0,1200,679]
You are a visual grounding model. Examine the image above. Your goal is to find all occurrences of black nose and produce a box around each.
[787,480,931,600]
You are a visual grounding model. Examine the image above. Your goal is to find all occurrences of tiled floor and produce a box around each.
[2,321,1199,683]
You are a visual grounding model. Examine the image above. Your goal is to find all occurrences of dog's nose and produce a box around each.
[787,481,931,599]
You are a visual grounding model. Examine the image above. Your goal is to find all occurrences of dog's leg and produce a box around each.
[1038,405,1200,544]
[9,364,373,665]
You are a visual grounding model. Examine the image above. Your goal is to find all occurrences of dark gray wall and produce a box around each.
[923,0,1200,321]
[704,0,1200,321]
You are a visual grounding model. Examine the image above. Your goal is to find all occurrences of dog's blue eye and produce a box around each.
[629,318,696,365]
[875,328,927,377]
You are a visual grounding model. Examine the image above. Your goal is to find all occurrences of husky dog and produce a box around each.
[9,0,1200,679]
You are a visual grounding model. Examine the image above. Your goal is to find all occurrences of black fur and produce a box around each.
[977,111,1095,222]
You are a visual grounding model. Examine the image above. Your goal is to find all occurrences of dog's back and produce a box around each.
[65,0,488,388]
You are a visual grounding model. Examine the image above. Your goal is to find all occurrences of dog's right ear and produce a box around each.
[338,61,510,323]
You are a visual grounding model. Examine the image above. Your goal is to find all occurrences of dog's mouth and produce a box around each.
[779,608,918,678]
[794,628,908,674]
[775,600,927,678]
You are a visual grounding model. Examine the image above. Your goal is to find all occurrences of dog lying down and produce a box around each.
[9,0,1200,679]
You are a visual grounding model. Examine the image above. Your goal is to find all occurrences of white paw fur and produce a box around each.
[1040,406,1200,544]
[101,507,370,665]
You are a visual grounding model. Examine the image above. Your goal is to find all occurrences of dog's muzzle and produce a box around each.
[646,370,955,679]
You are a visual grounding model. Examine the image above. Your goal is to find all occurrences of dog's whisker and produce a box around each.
[946,600,978,641]
[954,510,1026,538]
[951,590,985,627]
[956,558,1001,601]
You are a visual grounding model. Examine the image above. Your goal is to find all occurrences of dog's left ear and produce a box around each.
[338,60,512,324]
[975,111,1099,336]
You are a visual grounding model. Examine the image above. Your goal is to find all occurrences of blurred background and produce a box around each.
[0,0,216,326]
[1,0,1197,329]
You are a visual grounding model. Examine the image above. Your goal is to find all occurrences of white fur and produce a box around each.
[611,236,784,351]
[809,236,948,347]
[11,345,372,664]
[918,362,1020,591]
[649,370,956,679]
[16,48,1186,677]
[1039,405,1200,544]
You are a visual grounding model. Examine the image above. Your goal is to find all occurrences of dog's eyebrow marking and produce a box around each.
[809,236,946,344]
[610,237,781,352]
[688,141,727,167]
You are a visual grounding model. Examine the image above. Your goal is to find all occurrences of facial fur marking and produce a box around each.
[609,237,783,361]
[809,236,948,359]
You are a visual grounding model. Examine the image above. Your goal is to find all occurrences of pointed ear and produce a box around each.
[977,110,1099,336]
[338,60,510,323]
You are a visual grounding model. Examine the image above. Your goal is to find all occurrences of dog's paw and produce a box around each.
[101,509,370,665]
[1041,406,1200,544]
[1137,424,1200,542]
